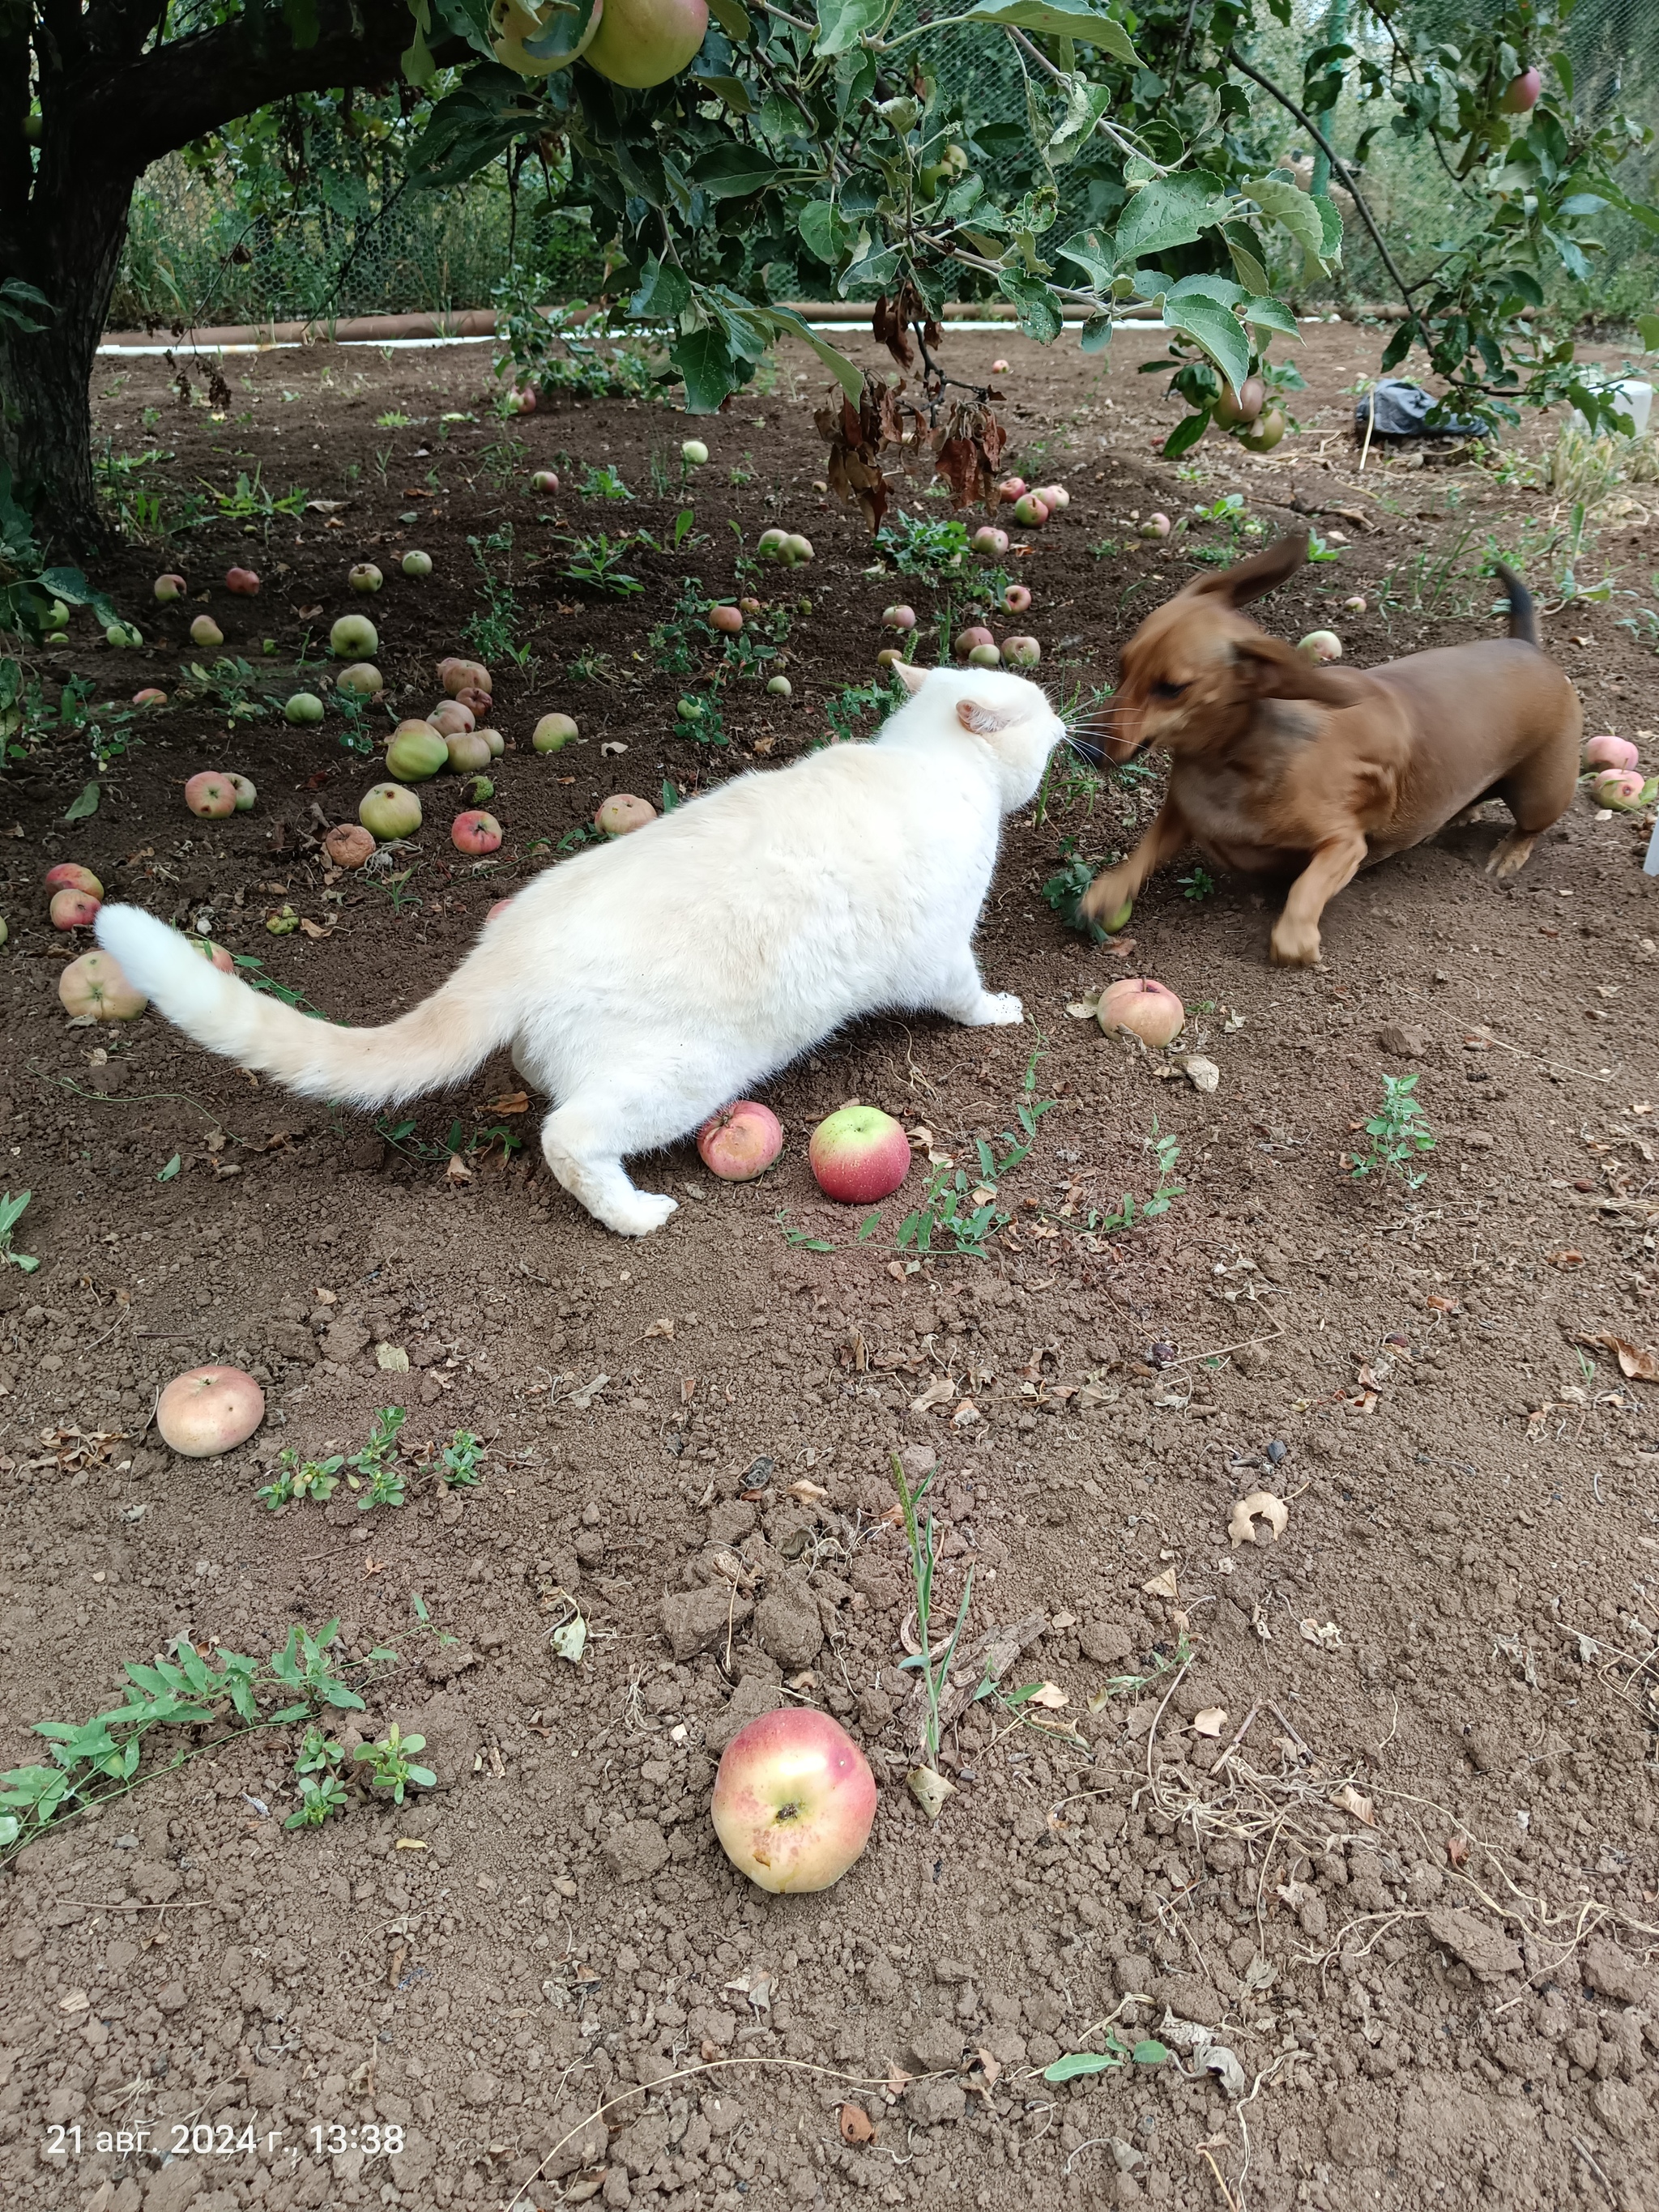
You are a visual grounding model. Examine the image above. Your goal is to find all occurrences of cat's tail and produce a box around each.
[94,905,513,1108]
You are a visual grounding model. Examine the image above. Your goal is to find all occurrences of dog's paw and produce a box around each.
[1485,831,1538,882]
[1269,922,1322,967]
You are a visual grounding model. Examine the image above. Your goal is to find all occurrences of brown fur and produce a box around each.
[1075,533,1582,965]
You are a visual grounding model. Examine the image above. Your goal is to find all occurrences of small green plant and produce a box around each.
[675,689,728,748]
[258,1407,407,1513]
[365,860,424,918]
[256,1447,343,1511]
[774,1208,834,1253]
[891,1451,973,1818]
[893,1055,1055,1260]
[441,1430,485,1489]
[204,467,309,527]
[375,410,413,429]
[648,574,708,674]
[569,646,616,683]
[876,508,970,579]
[465,525,534,667]
[578,461,632,501]
[823,677,894,747]
[560,529,649,599]
[1043,2035,1170,2084]
[332,687,374,757]
[0,1190,41,1273]
[1040,850,1114,942]
[284,1724,348,1828]
[176,655,271,721]
[353,1722,435,1805]
[1085,1121,1184,1234]
[1178,864,1216,901]
[231,952,327,1017]
[1347,1072,1436,1189]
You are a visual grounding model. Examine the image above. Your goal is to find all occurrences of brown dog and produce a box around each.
[1073,533,1581,965]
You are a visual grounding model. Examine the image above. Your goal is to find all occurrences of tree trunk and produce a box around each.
[0,163,134,557]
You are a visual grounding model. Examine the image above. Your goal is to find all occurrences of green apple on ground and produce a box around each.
[360,783,423,840]
[58,948,146,1019]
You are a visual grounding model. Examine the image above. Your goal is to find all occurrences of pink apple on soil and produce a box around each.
[1342,595,1367,615]
[585,0,709,89]
[1098,977,1185,1047]
[967,641,1000,668]
[155,1365,265,1457]
[1592,769,1647,810]
[1584,734,1639,773]
[192,938,236,973]
[1299,630,1342,663]
[429,699,476,737]
[740,596,761,616]
[132,686,167,708]
[185,772,237,819]
[1034,483,1069,512]
[954,624,995,662]
[595,793,656,837]
[1001,584,1031,614]
[808,1105,911,1204]
[882,605,917,630]
[446,731,493,774]
[1011,493,1050,528]
[505,385,537,415]
[533,712,579,752]
[1138,513,1171,539]
[531,469,560,494]
[990,357,1009,374]
[1501,67,1541,112]
[996,476,1026,503]
[224,566,260,596]
[697,1100,784,1181]
[323,823,377,869]
[451,809,503,855]
[710,603,744,634]
[970,526,1009,557]
[45,863,103,899]
[58,948,146,1020]
[711,1707,877,1894]
[439,658,492,698]
[1001,635,1040,668]
[152,573,186,603]
[50,887,100,930]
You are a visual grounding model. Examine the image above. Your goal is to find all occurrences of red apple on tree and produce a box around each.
[808,1105,911,1203]
[1501,66,1541,112]
[697,1101,784,1181]
[711,1708,877,1894]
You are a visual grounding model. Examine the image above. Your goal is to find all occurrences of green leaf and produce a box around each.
[798,199,851,267]
[762,305,864,403]
[1637,314,1659,352]
[815,0,886,57]
[1114,176,1231,268]
[1163,292,1249,390]
[690,143,783,198]
[629,258,692,319]
[672,326,741,415]
[1132,2039,1170,2065]
[63,779,100,823]
[1162,406,1212,458]
[156,1153,181,1183]
[962,0,1138,60]
[693,73,752,113]
[1044,2046,1128,2082]
[1239,293,1299,338]
[0,278,52,334]
[707,0,752,33]
[1047,79,1111,166]
[1055,227,1114,290]
[1223,228,1272,297]
[996,271,1064,343]
[1244,176,1331,273]
[1079,313,1112,354]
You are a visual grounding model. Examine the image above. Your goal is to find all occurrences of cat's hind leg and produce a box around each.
[927,946,1024,1028]
[539,1093,679,1238]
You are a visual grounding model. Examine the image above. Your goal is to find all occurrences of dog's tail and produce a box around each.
[1495,562,1539,647]
[94,904,514,1108]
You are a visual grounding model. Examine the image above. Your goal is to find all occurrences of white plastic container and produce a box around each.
[1572,377,1653,437]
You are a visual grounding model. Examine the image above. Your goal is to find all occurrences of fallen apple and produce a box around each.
[681,439,710,466]
[446,731,493,774]
[45,864,103,898]
[876,648,905,670]
[348,562,383,594]
[50,887,100,930]
[224,566,260,596]
[967,641,1000,667]
[1138,513,1171,540]
[996,476,1026,503]
[228,773,257,812]
[156,1365,265,1457]
[970,526,1009,557]
[1343,595,1367,615]
[711,1708,877,1894]
[386,724,450,782]
[402,549,433,578]
[1001,584,1032,615]
[1299,629,1342,662]
[882,605,917,631]
[285,691,325,725]
[711,603,744,634]
[1001,635,1040,668]
[533,712,579,752]
[191,938,236,973]
[452,808,503,855]
[105,620,143,650]
[808,1104,911,1203]
[323,823,377,869]
[476,727,506,757]
[185,771,237,819]
[1035,483,1070,512]
[1098,976,1185,1047]
[990,356,1009,374]
[130,687,168,711]
[531,469,560,494]
[190,615,224,649]
[360,782,423,841]
[439,657,491,698]
[1011,493,1050,528]
[1098,894,1133,934]
[1592,769,1648,810]
[335,661,383,697]
[429,699,476,737]
[454,684,493,720]
[58,947,146,1020]
[757,527,788,560]
[596,793,656,837]
[505,385,538,415]
[740,596,761,616]
[330,612,379,658]
[1584,734,1639,773]
[783,534,814,565]
[954,624,995,661]
[697,1099,784,1180]
[152,573,186,603]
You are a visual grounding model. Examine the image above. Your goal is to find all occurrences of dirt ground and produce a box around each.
[2,312,1658,2212]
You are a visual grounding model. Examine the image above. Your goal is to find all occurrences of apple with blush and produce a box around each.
[710,1707,877,1894]
[697,1100,784,1181]
[808,1105,911,1204]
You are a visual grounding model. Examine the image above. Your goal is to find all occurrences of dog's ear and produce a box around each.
[957,699,1015,735]
[1184,531,1310,608]
[892,661,928,696]
[1229,635,1368,706]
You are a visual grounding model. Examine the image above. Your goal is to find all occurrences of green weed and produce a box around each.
[1346,1072,1435,1189]
[353,1723,435,1805]
[0,1190,40,1273]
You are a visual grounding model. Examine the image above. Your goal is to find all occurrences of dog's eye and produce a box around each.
[1149,680,1189,701]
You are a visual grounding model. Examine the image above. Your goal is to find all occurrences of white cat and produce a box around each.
[94,663,1065,1237]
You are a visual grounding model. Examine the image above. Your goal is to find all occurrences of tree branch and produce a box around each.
[1222,43,1422,309]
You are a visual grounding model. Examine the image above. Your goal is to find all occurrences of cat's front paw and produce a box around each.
[970,991,1025,1027]
[607,1191,680,1238]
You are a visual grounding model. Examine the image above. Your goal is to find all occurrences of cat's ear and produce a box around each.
[956,699,1014,736]
[892,662,928,697]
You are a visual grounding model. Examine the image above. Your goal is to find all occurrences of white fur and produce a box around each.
[95,666,1064,1236]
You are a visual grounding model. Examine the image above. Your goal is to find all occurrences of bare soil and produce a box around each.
[2,318,1658,2212]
